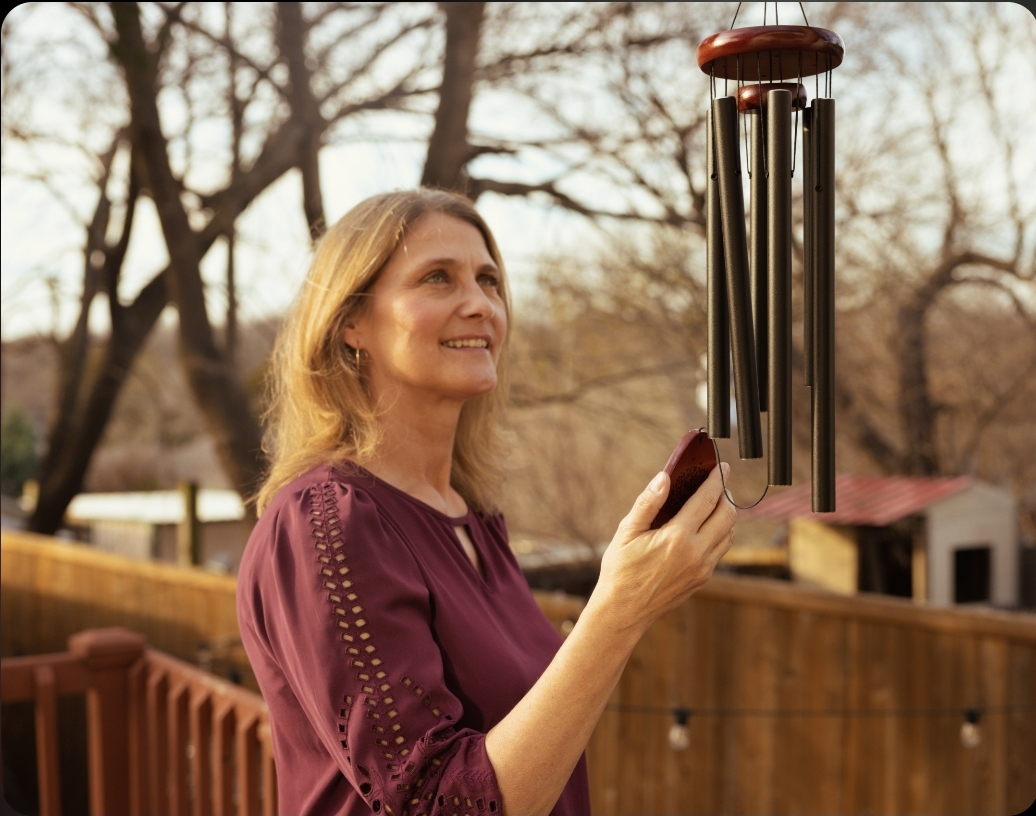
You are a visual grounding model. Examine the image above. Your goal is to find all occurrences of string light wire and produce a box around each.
[608,701,1036,719]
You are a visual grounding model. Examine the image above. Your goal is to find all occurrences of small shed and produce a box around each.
[743,475,1019,608]
[66,487,251,573]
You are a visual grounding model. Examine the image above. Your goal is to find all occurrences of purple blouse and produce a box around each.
[237,464,591,816]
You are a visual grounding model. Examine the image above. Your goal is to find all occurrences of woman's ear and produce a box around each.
[341,320,362,352]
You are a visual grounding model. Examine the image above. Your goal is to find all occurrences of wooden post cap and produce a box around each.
[69,628,147,668]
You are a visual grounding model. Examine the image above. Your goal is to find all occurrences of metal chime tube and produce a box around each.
[707,114,731,439]
[712,96,763,459]
[766,89,793,485]
[802,105,815,387]
[749,108,768,412]
[812,97,836,511]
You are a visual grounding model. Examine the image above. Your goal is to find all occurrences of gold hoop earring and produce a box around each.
[355,347,361,369]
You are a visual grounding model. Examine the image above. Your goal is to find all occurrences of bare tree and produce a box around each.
[6,2,703,532]
[8,2,440,532]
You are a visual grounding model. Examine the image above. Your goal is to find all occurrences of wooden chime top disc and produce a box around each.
[736,83,808,111]
[697,25,844,80]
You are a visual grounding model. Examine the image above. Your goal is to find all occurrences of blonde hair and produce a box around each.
[257,189,511,515]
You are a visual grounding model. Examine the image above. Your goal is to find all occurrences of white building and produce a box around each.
[743,475,1021,608]
[66,488,251,573]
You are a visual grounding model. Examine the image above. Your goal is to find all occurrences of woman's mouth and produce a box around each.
[441,338,489,349]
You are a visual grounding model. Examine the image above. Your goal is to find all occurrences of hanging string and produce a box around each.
[729,2,742,29]
[710,65,718,184]
[756,52,768,179]
[791,50,802,177]
[743,103,751,179]
[799,2,810,26]
[699,428,770,509]
[734,55,742,173]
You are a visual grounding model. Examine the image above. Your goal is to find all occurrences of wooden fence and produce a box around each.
[587,578,1036,815]
[3,530,1034,814]
[1,628,274,816]
[2,532,251,690]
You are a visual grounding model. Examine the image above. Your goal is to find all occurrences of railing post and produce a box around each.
[258,721,277,816]
[69,628,147,816]
[235,712,260,816]
[33,664,63,816]
[127,659,149,816]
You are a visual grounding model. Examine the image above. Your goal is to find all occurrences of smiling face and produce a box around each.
[344,211,508,408]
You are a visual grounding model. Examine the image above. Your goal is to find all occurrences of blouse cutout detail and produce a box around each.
[237,465,590,816]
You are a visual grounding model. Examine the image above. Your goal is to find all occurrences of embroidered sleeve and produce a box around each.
[259,480,504,816]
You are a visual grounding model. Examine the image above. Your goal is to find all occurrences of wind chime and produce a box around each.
[698,4,843,512]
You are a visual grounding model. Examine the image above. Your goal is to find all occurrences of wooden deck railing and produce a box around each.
[0,628,275,816]
[4,530,1034,814]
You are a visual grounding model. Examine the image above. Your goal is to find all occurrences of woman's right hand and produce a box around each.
[591,463,737,636]
[486,465,735,815]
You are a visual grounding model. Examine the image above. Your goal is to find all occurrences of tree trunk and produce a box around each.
[421,2,484,191]
[111,2,266,500]
[277,2,326,239]
[29,274,168,534]
[897,295,940,475]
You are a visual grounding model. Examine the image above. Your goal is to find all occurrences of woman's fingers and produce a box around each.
[613,471,670,545]
[667,463,729,533]
[696,487,737,551]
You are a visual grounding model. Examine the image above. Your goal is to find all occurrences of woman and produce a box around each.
[238,189,736,816]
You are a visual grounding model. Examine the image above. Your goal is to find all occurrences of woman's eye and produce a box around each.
[478,273,500,288]
[425,270,448,283]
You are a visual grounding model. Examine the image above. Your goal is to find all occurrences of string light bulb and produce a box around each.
[668,707,691,751]
[960,708,982,749]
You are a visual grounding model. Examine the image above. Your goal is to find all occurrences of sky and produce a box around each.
[0,2,611,341]
[2,2,1034,342]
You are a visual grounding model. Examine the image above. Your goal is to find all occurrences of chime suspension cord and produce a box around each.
[791,51,802,177]
[701,429,771,510]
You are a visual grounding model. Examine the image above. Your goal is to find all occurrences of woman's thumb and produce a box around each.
[615,471,669,542]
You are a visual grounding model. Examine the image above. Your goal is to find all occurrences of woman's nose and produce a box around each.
[457,275,495,318]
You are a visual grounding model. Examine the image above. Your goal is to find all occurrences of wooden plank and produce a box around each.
[614,605,653,814]
[212,702,236,816]
[895,624,932,814]
[727,602,777,815]
[694,573,1036,643]
[1005,642,1036,814]
[925,629,977,816]
[147,669,169,816]
[259,721,277,816]
[190,692,214,816]
[977,638,1009,816]
[128,658,150,816]
[236,713,260,816]
[713,599,741,816]
[1,653,88,701]
[33,664,63,816]
[838,618,859,814]
[663,599,696,816]
[770,609,845,815]
[645,604,675,815]
[167,680,190,816]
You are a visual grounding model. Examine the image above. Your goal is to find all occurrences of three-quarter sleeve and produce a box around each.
[250,479,504,816]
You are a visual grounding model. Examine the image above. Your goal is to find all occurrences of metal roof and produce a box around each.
[66,489,245,525]
[740,474,973,526]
